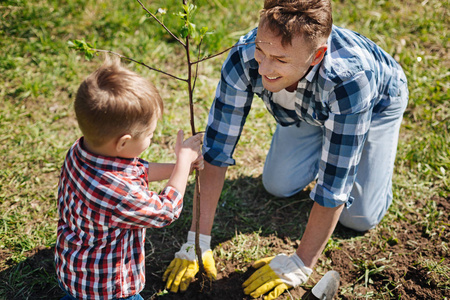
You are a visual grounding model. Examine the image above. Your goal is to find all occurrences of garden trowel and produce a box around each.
[303,270,340,300]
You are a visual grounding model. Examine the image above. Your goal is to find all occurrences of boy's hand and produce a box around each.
[175,130,203,164]
[191,154,204,172]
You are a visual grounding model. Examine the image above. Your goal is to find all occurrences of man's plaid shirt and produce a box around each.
[204,25,407,208]
[55,138,183,299]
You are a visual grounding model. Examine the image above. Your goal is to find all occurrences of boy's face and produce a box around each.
[120,118,158,158]
[254,23,324,93]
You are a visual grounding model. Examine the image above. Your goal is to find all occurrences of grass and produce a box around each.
[0,0,449,299]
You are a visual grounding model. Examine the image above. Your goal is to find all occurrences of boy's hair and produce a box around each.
[260,0,333,47]
[75,55,163,147]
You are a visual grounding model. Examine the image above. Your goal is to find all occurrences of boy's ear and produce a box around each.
[311,44,327,66]
[115,134,132,153]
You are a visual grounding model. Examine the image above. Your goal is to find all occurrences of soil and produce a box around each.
[1,195,448,300]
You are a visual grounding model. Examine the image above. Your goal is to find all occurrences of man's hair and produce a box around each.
[75,55,163,147]
[260,0,333,47]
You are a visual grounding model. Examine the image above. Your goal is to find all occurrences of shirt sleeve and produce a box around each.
[110,185,183,229]
[203,44,255,167]
[310,70,375,207]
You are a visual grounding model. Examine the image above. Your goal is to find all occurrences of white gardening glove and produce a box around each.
[163,231,217,292]
[242,253,312,300]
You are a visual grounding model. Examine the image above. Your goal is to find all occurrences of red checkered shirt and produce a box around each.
[55,138,183,299]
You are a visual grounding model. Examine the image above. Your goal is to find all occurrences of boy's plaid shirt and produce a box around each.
[204,25,407,208]
[55,138,183,299]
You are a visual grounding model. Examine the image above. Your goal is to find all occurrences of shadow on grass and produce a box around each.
[0,247,62,300]
[0,174,364,299]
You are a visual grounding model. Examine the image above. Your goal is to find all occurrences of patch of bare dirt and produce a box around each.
[327,195,450,300]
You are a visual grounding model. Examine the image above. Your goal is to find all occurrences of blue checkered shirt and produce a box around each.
[204,25,407,208]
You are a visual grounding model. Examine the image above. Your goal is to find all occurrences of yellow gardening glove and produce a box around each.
[162,231,217,293]
[242,253,312,300]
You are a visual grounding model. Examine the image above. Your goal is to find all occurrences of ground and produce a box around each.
[1,189,448,300]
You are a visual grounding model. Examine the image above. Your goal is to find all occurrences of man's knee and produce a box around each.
[262,177,290,197]
[339,215,380,232]
[340,188,392,232]
[262,172,310,198]
[339,206,389,232]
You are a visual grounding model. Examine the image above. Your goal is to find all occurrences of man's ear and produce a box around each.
[115,134,132,153]
[311,44,327,66]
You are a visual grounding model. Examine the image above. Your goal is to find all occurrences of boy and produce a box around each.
[55,56,203,300]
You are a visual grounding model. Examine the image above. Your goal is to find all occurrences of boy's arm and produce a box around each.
[147,153,203,182]
[147,163,175,182]
[110,132,201,229]
[164,158,192,197]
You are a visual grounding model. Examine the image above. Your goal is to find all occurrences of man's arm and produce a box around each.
[296,201,344,268]
[190,161,228,235]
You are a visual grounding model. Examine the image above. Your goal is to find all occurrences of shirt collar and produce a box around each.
[303,31,332,84]
[73,137,138,172]
[305,63,321,83]
[292,63,320,90]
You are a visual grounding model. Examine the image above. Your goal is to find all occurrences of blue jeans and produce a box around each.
[61,294,143,300]
[59,284,144,300]
[262,82,408,232]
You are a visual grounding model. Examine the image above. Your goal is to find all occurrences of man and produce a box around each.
[163,0,408,299]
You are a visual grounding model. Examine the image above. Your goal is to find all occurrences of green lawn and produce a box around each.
[0,0,448,299]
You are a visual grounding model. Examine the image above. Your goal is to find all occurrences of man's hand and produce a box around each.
[242,253,312,300]
[163,231,217,292]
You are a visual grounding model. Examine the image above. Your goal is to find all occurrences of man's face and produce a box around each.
[254,24,324,93]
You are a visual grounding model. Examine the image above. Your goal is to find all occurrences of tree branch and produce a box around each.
[191,41,268,65]
[136,0,186,47]
[91,48,187,82]
[192,37,203,92]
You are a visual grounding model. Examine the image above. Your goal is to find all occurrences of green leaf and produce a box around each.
[188,22,196,37]
[138,14,147,24]
[180,26,189,38]
[200,26,208,36]
[176,11,187,21]
[188,3,196,15]
[67,40,96,61]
